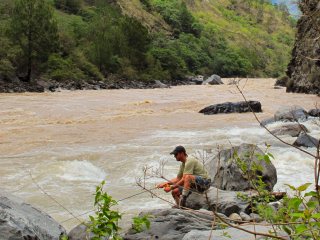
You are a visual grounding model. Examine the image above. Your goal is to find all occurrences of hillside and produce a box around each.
[0,0,296,91]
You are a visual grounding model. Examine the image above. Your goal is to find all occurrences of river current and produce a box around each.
[0,78,319,230]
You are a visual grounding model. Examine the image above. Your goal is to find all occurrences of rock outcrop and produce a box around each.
[0,191,66,240]
[202,74,223,85]
[293,133,319,148]
[286,0,320,94]
[270,123,309,137]
[199,101,262,115]
[206,144,277,191]
[274,106,308,122]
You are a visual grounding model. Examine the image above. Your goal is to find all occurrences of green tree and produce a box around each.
[10,0,58,81]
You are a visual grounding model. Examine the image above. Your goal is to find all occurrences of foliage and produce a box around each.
[88,180,122,240]
[132,215,152,233]
[54,0,83,14]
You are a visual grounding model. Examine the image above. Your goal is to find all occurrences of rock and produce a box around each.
[274,106,308,122]
[308,109,320,117]
[182,225,289,240]
[275,76,289,87]
[293,133,319,148]
[186,187,252,216]
[240,212,251,221]
[124,208,213,240]
[187,75,204,85]
[199,101,262,115]
[268,201,281,211]
[249,213,263,222]
[0,190,66,239]
[154,80,170,89]
[202,74,223,85]
[68,223,108,240]
[260,117,275,127]
[229,213,242,222]
[270,123,309,137]
[206,144,277,191]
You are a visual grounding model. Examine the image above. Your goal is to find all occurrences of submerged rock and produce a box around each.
[199,101,262,115]
[0,190,66,240]
[270,123,309,137]
[202,74,223,85]
[308,109,320,117]
[293,133,319,148]
[274,106,308,122]
[206,144,277,191]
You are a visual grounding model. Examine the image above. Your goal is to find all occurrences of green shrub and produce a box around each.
[54,0,82,14]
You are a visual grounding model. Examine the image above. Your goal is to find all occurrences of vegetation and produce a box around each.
[0,0,296,86]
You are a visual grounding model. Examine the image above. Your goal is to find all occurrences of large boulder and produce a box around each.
[274,106,308,122]
[199,101,262,115]
[68,223,108,240]
[187,75,204,85]
[206,144,277,191]
[202,75,223,85]
[123,208,213,240]
[308,109,320,117]
[153,80,170,89]
[293,133,319,148]
[186,187,251,216]
[270,123,309,137]
[0,191,66,240]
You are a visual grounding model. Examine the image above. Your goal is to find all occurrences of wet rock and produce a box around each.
[154,80,170,89]
[202,74,223,85]
[308,109,320,117]
[186,187,252,216]
[124,208,213,240]
[275,76,289,87]
[199,101,262,115]
[206,144,277,191]
[274,106,308,122]
[293,133,319,148]
[260,117,275,127]
[270,123,309,137]
[240,212,251,221]
[229,213,242,222]
[249,213,263,222]
[0,190,66,239]
[187,75,204,85]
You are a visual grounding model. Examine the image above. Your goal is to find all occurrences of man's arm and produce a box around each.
[157,177,180,188]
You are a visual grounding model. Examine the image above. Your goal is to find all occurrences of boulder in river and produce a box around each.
[199,101,262,115]
[153,80,170,89]
[308,108,320,117]
[202,74,223,85]
[206,144,277,191]
[293,133,319,148]
[260,117,275,127]
[270,122,309,137]
[0,190,66,240]
[274,106,308,122]
[187,75,204,85]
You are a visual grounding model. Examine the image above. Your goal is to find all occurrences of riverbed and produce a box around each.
[0,78,319,231]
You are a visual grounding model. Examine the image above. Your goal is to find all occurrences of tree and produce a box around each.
[11,0,58,81]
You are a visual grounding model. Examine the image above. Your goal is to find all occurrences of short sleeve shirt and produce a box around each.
[177,158,208,179]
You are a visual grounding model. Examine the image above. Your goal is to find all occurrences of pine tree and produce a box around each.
[11,0,58,81]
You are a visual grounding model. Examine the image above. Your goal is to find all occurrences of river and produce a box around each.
[0,78,319,231]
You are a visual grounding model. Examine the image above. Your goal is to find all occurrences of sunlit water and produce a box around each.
[0,78,319,231]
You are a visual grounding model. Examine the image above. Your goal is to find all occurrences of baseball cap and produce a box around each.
[170,146,186,155]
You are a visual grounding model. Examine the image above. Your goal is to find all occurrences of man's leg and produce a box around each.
[180,175,195,207]
[172,188,181,205]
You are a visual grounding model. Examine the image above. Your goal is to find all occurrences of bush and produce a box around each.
[54,0,82,14]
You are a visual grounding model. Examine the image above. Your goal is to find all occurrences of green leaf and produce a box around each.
[304,191,318,197]
[311,213,320,219]
[290,212,304,218]
[297,183,312,192]
[295,224,308,234]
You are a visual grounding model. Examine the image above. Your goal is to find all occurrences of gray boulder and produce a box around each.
[260,117,275,127]
[270,123,309,137]
[68,223,108,240]
[202,74,223,85]
[123,208,213,240]
[0,191,66,240]
[188,75,204,85]
[293,133,319,148]
[274,106,308,122]
[308,109,320,117]
[154,80,170,88]
[199,101,262,115]
[206,144,277,191]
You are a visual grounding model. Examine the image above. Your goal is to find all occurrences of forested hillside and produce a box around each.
[0,0,296,90]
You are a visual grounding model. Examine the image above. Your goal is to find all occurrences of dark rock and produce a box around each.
[68,223,108,240]
[206,144,277,191]
[308,109,320,117]
[260,117,275,127]
[0,190,66,239]
[293,133,319,148]
[199,101,262,115]
[187,75,204,85]
[240,212,251,221]
[154,80,170,88]
[275,76,289,87]
[270,123,309,137]
[186,187,251,216]
[274,106,308,122]
[202,74,223,85]
[124,208,213,240]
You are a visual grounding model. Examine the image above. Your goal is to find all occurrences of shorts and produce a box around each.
[179,176,211,194]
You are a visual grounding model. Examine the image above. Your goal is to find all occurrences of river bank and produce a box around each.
[0,78,319,232]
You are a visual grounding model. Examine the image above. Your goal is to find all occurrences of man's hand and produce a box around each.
[156,182,169,188]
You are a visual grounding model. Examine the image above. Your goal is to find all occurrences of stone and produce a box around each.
[240,212,251,221]
[206,144,277,191]
[202,74,223,85]
[0,190,66,240]
[293,133,319,148]
[187,75,204,85]
[229,213,242,222]
[308,109,320,117]
[249,213,263,222]
[199,101,262,115]
[270,123,309,137]
[268,201,281,211]
[154,80,170,89]
[274,106,308,122]
[275,76,289,87]
[68,223,108,240]
[123,208,213,240]
[185,187,252,216]
[260,117,275,127]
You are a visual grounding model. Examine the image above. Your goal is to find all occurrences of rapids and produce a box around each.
[0,78,319,230]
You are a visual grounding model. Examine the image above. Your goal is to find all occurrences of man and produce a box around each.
[157,146,211,207]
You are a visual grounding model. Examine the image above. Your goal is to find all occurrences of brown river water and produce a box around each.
[0,78,319,231]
